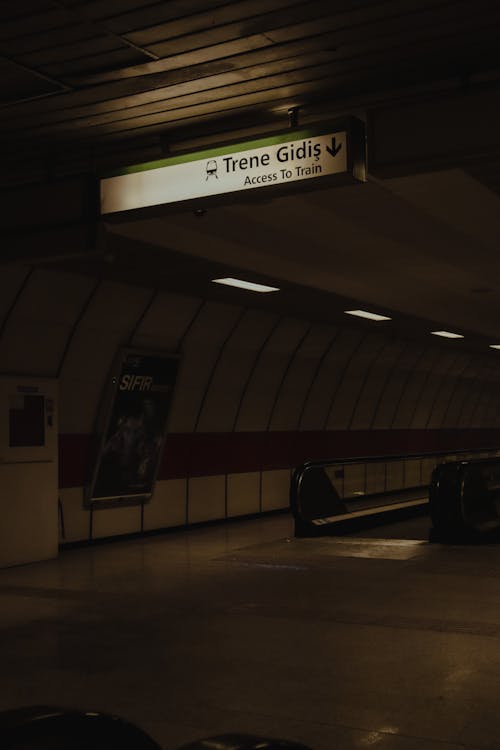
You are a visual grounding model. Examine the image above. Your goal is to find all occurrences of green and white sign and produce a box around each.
[101,120,365,215]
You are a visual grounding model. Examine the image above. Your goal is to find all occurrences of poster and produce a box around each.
[87,350,178,503]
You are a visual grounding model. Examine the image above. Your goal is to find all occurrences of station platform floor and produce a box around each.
[1,510,500,750]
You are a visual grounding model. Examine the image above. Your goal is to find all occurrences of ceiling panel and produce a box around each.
[0,58,66,104]
[1,0,500,173]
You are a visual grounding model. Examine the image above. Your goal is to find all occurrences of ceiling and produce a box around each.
[3,1,500,349]
[3,0,500,180]
[107,169,500,343]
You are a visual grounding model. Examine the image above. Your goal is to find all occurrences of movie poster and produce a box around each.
[87,350,178,503]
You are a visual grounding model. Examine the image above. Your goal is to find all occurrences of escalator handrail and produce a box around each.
[290,447,500,525]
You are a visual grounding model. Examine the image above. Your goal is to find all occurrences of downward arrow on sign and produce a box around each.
[326,137,342,157]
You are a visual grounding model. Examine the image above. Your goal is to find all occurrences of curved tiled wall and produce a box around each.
[2,267,500,542]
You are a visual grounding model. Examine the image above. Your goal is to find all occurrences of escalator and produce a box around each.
[290,449,500,542]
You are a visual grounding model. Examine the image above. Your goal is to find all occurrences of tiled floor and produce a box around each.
[1,512,500,749]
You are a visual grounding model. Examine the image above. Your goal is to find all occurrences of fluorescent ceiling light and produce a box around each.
[212,277,279,293]
[344,309,391,321]
[490,345,500,350]
[431,331,464,339]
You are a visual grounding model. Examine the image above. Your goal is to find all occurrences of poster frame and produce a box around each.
[85,347,179,509]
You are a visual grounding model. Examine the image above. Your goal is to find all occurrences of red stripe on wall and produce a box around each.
[59,429,500,488]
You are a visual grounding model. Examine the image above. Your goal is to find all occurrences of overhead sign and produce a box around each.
[100,118,365,216]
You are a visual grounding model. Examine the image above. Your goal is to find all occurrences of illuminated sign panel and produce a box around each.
[100,118,365,216]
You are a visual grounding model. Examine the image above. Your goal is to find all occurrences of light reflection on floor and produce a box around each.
[1,512,499,750]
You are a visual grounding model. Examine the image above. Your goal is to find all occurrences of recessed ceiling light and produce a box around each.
[431,331,464,339]
[344,309,391,321]
[489,345,500,350]
[212,277,279,293]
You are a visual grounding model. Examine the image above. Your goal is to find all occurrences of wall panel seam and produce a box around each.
[297,328,339,430]
[441,356,474,428]
[408,348,441,428]
[347,338,388,429]
[57,279,101,377]
[323,331,367,430]
[127,287,158,346]
[231,314,283,432]
[177,297,206,351]
[466,362,494,427]
[0,265,34,344]
[424,352,462,428]
[457,364,480,427]
[369,340,407,428]
[389,344,429,429]
[265,322,313,431]
[455,363,481,427]
[193,306,247,432]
